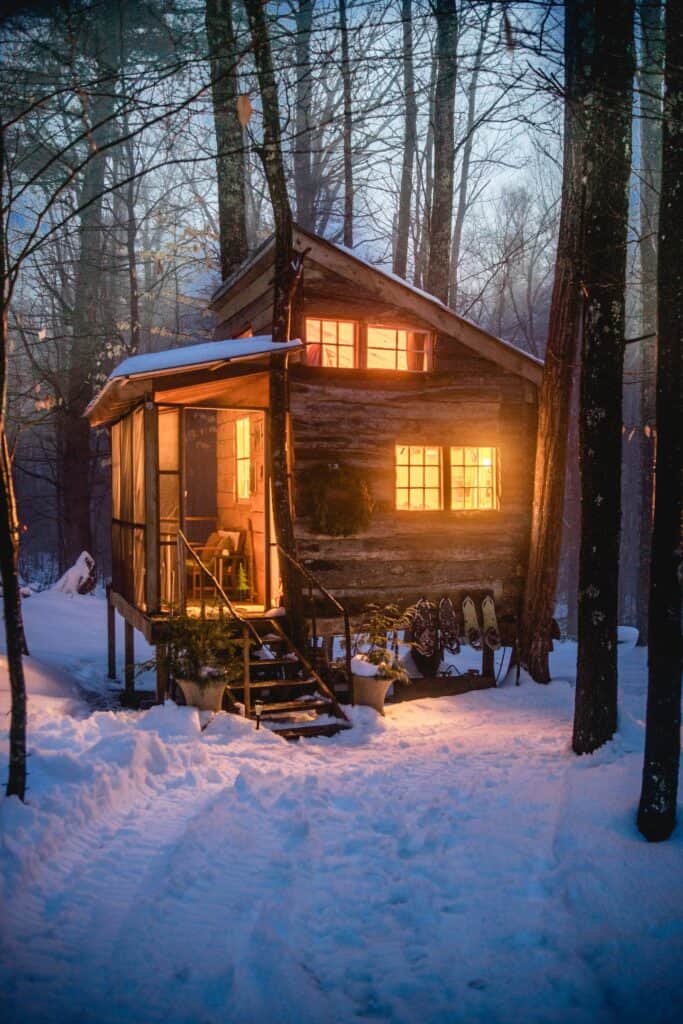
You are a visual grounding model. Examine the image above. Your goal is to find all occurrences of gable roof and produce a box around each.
[211,225,544,386]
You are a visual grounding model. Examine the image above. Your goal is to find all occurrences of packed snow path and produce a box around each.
[1,592,682,1023]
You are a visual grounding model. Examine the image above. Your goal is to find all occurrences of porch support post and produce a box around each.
[144,398,160,613]
[124,621,135,696]
[156,644,169,704]
[106,583,117,680]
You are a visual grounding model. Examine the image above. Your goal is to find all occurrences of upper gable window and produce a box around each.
[367,327,429,371]
[305,318,355,368]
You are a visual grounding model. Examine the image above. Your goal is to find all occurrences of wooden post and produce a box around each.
[242,623,251,716]
[482,644,494,682]
[107,584,117,680]
[155,644,169,704]
[144,399,160,613]
[124,621,135,696]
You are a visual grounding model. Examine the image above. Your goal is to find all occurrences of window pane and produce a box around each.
[395,444,442,510]
[305,318,321,343]
[450,446,500,510]
[339,322,354,344]
[338,345,355,368]
[158,407,179,471]
[236,416,251,500]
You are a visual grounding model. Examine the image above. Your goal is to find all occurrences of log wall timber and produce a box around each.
[289,365,536,613]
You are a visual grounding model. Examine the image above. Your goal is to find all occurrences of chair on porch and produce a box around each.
[186,529,250,601]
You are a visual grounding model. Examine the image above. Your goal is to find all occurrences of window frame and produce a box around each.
[303,316,433,372]
[304,317,357,368]
[394,444,501,512]
[395,444,444,511]
[235,415,251,501]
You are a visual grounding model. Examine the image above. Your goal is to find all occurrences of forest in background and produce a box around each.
[0,0,663,642]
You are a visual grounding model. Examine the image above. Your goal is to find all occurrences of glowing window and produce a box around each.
[395,445,442,510]
[236,417,251,500]
[305,318,355,367]
[367,327,428,371]
[450,447,499,510]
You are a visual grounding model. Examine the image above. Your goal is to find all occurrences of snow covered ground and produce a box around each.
[0,590,681,1024]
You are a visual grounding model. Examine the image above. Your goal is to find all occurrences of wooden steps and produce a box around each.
[226,615,351,740]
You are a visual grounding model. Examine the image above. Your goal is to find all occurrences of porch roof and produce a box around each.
[86,336,302,427]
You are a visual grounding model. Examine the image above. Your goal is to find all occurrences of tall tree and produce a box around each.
[242,0,301,622]
[1,120,28,799]
[206,0,248,279]
[449,4,490,307]
[573,0,635,754]
[634,0,664,644]
[637,0,682,842]
[520,0,589,682]
[425,0,457,303]
[293,0,315,230]
[393,0,417,278]
[338,0,354,247]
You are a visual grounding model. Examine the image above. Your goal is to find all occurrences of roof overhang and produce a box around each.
[86,337,301,427]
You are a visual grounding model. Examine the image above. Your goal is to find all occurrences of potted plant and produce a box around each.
[350,603,411,715]
[161,616,244,712]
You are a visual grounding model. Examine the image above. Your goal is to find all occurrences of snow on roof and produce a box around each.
[109,336,302,381]
[332,241,544,368]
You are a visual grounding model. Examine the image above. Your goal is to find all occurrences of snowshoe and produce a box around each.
[410,597,440,677]
[482,595,502,651]
[438,596,461,655]
[462,596,482,649]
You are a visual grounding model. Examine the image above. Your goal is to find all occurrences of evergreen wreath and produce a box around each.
[306,462,374,536]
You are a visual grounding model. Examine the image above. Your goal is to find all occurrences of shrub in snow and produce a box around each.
[150,616,244,688]
[351,603,411,683]
[53,552,96,596]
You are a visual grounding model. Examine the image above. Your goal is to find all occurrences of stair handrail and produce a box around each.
[275,543,353,687]
[176,530,262,645]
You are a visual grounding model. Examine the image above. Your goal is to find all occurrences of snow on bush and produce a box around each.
[53,551,96,596]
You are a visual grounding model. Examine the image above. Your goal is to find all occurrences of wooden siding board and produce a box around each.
[289,366,535,612]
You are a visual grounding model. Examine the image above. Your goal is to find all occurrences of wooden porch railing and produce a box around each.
[275,543,353,700]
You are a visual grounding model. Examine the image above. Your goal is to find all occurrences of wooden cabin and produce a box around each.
[87,225,542,698]
[211,226,542,615]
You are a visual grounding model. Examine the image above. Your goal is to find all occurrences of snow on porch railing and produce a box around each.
[175,529,262,645]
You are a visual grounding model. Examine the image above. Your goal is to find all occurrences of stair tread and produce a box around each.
[255,698,333,714]
[233,677,317,689]
[249,658,301,667]
[268,721,352,740]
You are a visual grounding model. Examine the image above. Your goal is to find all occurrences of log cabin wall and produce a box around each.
[288,353,537,615]
[210,235,541,617]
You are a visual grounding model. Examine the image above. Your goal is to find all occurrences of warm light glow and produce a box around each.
[305,318,355,367]
[236,416,251,500]
[395,444,443,510]
[450,446,499,510]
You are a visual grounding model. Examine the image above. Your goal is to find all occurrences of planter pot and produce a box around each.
[176,677,227,712]
[352,673,394,716]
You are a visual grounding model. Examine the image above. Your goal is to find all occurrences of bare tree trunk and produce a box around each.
[573,0,634,755]
[393,0,416,279]
[294,0,314,230]
[635,0,664,645]
[0,125,28,800]
[449,6,490,307]
[637,0,682,842]
[62,54,116,569]
[339,0,353,247]
[206,0,248,279]
[243,0,302,628]
[414,54,436,290]
[520,0,588,682]
[426,0,457,304]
